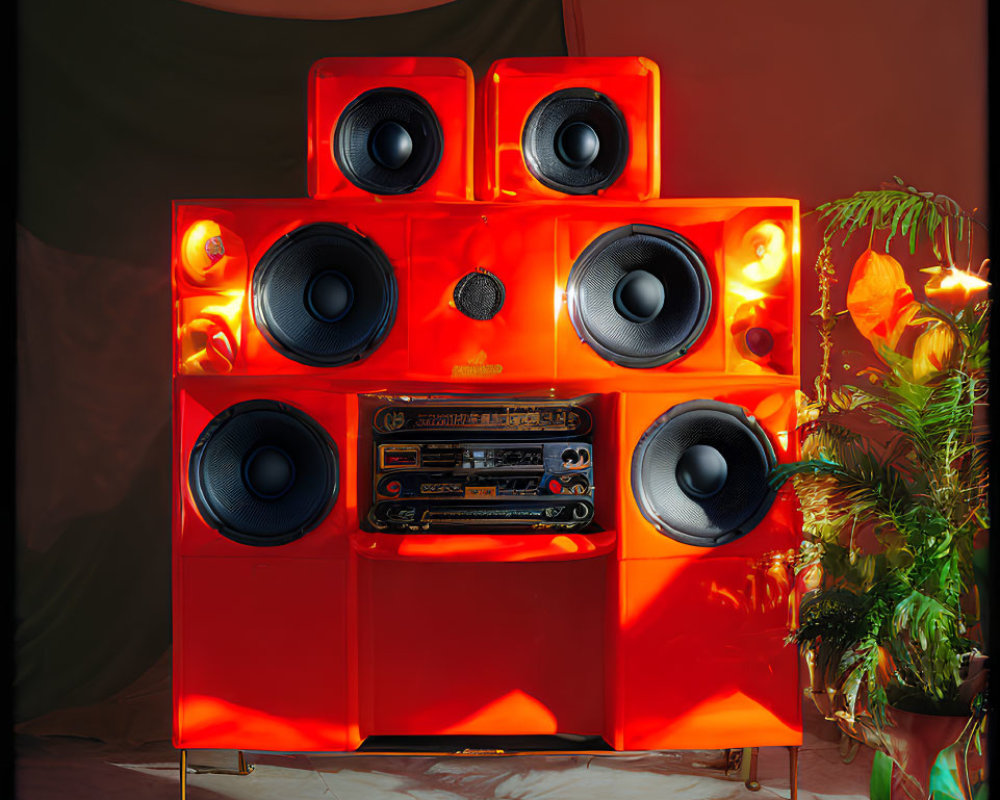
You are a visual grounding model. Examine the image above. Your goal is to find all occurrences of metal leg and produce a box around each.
[788,745,799,800]
[744,746,761,791]
[237,751,253,776]
[180,749,255,797]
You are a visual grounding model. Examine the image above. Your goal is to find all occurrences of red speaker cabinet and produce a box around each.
[476,57,660,201]
[173,56,802,757]
[308,57,474,200]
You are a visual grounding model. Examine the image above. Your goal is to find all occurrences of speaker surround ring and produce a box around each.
[567,225,712,368]
[189,400,339,547]
[334,87,443,195]
[631,400,776,547]
[253,223,397,367]
[522,88,629,195]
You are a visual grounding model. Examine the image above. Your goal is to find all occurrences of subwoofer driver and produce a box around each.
[189,400,339,546]
[567,225,712,368]
[252,223,397,367]
[631,400,776,546]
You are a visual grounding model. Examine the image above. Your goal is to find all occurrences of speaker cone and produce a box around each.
[522,88,628,194]
[567,225,712,368]
[631,400,776,546]
[189,400,338,546]
[334,87,443,195]
[253,223,397,367]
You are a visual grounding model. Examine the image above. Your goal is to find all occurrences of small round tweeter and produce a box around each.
[334,87,443,195]
[631,400,776,546]
[189,400,339,547]
[453,269,505,320]
[252,223,397,367]
[567,225,712,368]
[522,88,628,194]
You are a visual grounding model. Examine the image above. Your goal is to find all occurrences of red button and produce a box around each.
[548,479,562,494]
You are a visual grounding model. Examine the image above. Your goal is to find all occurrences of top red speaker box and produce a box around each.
[308,57,474,200]
[476,57,660,201]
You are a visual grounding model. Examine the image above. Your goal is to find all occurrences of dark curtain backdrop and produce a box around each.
[16,0,567,743]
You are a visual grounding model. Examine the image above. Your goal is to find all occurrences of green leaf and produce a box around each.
[870,751,893,800]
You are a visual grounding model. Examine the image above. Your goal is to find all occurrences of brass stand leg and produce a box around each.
[181,749,255,796]
[236,751,253,775]
[788,745,799,800]
[744,746,761,791]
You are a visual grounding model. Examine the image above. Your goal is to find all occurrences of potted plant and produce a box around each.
[771,178,989,800]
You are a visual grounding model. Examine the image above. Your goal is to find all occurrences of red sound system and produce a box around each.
[173,56,802,766]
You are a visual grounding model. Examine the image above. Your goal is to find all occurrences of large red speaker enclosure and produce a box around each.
[173,56,802,756]
[174,199,798,384]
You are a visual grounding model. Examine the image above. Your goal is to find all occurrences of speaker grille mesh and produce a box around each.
[253,223,397,367]
[567,225,712,368]
[189,400,339,547]
[522,89,628,194]
[631,400,776,546]
[334,87,443,195]
[453,270,505,320]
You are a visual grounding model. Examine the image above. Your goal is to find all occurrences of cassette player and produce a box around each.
[367,400,595,531]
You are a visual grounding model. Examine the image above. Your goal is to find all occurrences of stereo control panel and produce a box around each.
[368,401,594,531]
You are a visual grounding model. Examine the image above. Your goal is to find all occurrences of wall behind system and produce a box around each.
[564,0,989,389]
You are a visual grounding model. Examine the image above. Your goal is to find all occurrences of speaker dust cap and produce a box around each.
[253,223,397,367]
[631,400,776,547]
[189,400,338,547]
[523,88,629,194]
[334,87,444,195]
[567,225,712,368]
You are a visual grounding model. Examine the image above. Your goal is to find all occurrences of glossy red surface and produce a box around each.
[173,56,803,754]
[173,198,799,385]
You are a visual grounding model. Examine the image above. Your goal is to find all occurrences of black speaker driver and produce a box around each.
[189,400,339,547]
[631,400,776,547]
[253,223,397,367]
[334,87,443,195]
[566,225,712,368]
[522,88,629,194]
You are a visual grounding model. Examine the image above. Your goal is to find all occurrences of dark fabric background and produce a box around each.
[16,0,567,737]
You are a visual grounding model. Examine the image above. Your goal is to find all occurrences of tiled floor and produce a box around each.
[16,705,875,800]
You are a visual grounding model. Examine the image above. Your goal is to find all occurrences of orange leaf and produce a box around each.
[846,249,919,352]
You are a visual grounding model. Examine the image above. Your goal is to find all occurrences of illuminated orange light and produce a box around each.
[921,264,990,308]
[180,220,245,287]
[741,222,787,284]
[179,290,244,375]
[728,283,769,303]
